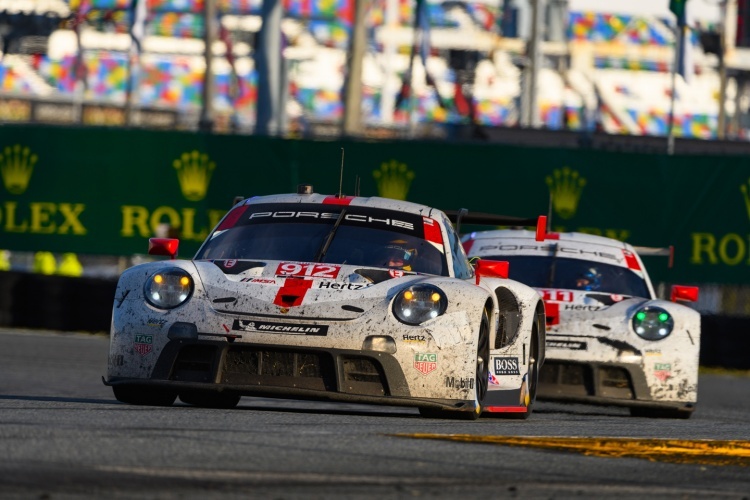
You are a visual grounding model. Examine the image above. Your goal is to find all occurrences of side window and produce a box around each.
[447,223,473,279]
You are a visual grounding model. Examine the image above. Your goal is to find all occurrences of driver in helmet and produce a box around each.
[576,267,602,291]
[379,240,417,271]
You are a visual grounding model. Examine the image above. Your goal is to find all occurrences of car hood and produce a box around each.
[194,259,426,319]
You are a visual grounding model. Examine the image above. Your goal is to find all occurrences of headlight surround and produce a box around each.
[144,268,194,309]
[392,284,447,325]
[632,306,674,340]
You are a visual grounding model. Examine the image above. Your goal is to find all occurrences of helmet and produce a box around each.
[379,239,417,270]
[577,267,602,291]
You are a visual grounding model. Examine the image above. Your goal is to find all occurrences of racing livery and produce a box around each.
[104,188,546,420]
[463,226,700,418]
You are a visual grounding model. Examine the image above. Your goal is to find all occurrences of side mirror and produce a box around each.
[148,238,179,260]
[671,285,699,303]
[474,259,509,284]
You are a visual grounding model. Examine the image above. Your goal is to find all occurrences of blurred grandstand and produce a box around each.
[0,0,748,140]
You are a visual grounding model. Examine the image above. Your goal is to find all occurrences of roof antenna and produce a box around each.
[338,147,345,198]
[354,175,360,197]
[546,193,553,232]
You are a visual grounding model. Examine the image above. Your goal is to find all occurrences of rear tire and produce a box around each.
[179,391,241,409]
[419,311,489,420]
[113,385,176,406]
[503,324,539,420]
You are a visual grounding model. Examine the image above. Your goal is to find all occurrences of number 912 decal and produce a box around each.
[275,262,341,279]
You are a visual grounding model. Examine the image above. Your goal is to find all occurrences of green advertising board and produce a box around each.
[0,124,748,285]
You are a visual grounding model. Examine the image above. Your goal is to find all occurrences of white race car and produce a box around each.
[462,220,700,418]
[104,187,546,420]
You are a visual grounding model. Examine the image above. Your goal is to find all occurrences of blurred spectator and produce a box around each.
[58,253,83,277]
[33,251,57,274]
[0,250,10,271]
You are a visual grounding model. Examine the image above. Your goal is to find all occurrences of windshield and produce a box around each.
[482,255,651,298]
[195,203,449,276]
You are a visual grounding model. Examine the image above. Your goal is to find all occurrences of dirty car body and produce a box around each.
[463,229,700,418]
[105,191,546,419]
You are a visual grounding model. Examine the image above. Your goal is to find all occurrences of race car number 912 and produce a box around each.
[275,262,341,279]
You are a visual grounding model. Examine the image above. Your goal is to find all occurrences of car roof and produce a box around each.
[242,193,442,218]
[466,228,634,252]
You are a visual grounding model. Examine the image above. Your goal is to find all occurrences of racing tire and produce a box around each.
[503,324,540,420]
[418,311,490,420]
[629,407,693,419]
[112,385,176,406]
[179,391,241,409]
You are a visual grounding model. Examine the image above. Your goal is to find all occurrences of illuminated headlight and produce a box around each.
[144,268,194,309]
[632,306,674,340]
[392,284,447,325]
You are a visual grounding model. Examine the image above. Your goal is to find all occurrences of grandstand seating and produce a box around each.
[0,0,728,138]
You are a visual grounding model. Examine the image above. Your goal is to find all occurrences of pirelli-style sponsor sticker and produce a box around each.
[414,352,437,375]
[232,319,328,335]
[134,334,153,356]
[494,356,520,375]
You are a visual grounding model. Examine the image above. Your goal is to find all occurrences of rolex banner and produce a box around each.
[0,124,748,285]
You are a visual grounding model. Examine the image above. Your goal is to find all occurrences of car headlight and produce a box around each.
[144,268,194,309]
[632,306,674,340]
[392,284,447,325]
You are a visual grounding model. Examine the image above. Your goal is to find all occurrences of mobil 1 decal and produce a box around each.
[494,357,520,375]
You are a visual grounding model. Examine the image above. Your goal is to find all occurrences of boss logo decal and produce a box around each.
[494,357,520,375]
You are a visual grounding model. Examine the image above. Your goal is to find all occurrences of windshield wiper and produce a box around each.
[314,209,347,263]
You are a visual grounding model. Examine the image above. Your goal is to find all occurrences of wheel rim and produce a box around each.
[475,313,490,409]
[528,328,539,403]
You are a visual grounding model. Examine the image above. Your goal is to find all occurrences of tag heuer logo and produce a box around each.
[134,334,153,356]
[414,352,437,375]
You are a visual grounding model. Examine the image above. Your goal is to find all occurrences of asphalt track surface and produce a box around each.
[1,328,749,499]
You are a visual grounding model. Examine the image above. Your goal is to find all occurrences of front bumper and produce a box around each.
[537,360,696,413]
[104,338,478,413]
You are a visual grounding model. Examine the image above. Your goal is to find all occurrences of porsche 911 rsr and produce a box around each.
[463,227,700,419]
[104,187,546,420]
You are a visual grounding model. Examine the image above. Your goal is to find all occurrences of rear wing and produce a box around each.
[633,245,699,302]
[444,209,548,241]
[633,245,674,268]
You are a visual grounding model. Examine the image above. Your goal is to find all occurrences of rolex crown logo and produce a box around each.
[373,159,415,201]
[546,167,586,219]
[0,144,37,195]
[740,178,750,221]
[173,150,216,201]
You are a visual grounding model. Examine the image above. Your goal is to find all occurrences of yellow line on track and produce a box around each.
[394,434,750,467]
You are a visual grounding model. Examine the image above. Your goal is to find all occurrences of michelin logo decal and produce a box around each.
[233,320,328,335]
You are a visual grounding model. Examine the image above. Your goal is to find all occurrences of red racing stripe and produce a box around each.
[422,217,443,245]
[323,196,354,205]
[216,205,249,231]
[485,406,528,413]
[622,249,642,271]
[273,278,314,307]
